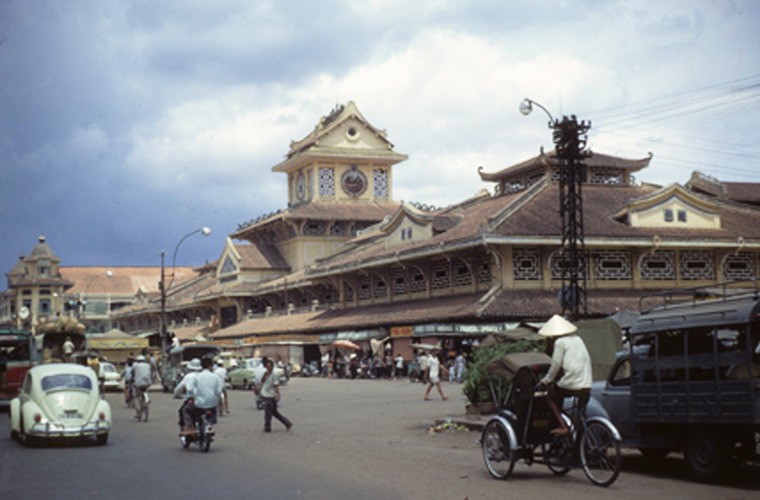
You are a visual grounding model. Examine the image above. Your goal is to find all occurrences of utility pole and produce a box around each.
[554,115,591,320]
[520,99,590,319]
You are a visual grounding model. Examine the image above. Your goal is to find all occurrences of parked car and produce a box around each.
[9,363,112,446]
[99,362,121,392]
[228,358,264,389]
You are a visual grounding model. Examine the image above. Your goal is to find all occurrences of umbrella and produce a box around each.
[331,339,360,351]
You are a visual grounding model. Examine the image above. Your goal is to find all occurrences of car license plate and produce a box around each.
[62,410,82,419]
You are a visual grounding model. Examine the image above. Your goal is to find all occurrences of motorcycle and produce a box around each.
[179,407,216,452]
[300,361,320,377]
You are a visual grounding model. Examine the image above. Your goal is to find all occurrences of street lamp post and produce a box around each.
[520,98,591,320]
[78,269,114,320]
[159,227,211,360]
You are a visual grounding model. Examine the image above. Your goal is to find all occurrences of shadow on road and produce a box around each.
[621,454,760,490]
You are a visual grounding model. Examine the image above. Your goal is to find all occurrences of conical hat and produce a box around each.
[538,314,578,337]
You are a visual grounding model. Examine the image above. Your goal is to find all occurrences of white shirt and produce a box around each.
[193,370,223,409]
[426,355,441,379]
[542,334,593,390]
[173,371,199,400]
[132,361,152,387]
[259,369,280,398]
[214,366,228,384]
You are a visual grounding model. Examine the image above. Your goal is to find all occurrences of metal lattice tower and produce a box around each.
[553,116,591,320]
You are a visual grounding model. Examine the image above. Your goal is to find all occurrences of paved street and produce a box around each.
[1,377,759,499]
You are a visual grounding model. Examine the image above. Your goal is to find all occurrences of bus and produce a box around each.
[0,328,39,411]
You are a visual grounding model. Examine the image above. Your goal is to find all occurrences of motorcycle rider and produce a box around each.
[131,355,152,420]
[173,358,202,435]
[175,357,223,435]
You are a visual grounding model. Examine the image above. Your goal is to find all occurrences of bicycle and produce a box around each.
[481,351,622,487]
[134,384,150,422]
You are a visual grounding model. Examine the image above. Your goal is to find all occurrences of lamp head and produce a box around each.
[519,98,533,116]
[201,227,212,236]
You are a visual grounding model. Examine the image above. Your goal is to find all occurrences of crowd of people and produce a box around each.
[317,349,469,385]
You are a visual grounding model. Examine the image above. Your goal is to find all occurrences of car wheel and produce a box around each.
[96,433,109,445]
[684,429,732,482]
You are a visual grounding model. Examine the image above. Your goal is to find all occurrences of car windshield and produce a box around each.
[41,374,93,391]
[103,364,116,373]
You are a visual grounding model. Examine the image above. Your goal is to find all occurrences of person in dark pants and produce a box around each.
[253,358,292,433]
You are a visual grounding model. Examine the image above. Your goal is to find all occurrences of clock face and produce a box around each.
[341,166,367,197]
[296,172,306,200]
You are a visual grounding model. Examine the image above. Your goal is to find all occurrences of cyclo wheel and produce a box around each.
[482,420,515,480]
[541,441,570,476]
[579,421,621,487]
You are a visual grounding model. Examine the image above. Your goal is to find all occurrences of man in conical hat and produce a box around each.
[539,314,593,436]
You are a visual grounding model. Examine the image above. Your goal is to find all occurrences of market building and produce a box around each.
[9,101,757,367]
[108,101,760,367]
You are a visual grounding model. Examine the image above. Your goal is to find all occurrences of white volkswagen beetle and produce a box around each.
[9,363,112,446]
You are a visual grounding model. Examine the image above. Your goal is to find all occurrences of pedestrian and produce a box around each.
[394,353,404,379]
[149,353,159,383]
[214,358,229,414]
[454,352,467,383]
[62,336,75,362]
[253,358,292,433]
[423,349,448,401]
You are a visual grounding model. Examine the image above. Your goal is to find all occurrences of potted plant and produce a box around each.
[462,339,540,414]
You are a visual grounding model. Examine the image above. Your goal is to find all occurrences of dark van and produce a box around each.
[593,282,760,481]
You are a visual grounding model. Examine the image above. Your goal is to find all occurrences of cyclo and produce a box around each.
[481,352,622,487]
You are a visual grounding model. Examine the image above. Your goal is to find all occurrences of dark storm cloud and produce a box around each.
[0,0,757,277]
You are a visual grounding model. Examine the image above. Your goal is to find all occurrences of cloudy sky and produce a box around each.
[1,0,759,275]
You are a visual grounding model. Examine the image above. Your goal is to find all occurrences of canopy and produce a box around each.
[410,343,439,351]
[331,339,360,351]
[486,351,552,380]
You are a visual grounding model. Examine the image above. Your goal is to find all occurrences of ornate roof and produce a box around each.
[478,150,652,182]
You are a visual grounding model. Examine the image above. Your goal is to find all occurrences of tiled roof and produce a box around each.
[479,150,652,181]
[722,182,760,204]
[235,243,289,270]
[211,293,485,340]
[479,288,644,319]
[491,183,760,240]
[233,201,399,239]
[62,267,198,295]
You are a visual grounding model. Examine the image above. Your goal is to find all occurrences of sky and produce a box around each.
[1,0,759,276]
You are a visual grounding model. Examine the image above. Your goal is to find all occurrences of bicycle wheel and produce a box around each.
[482,420,515,479]
[580,421,621,487]
[541,440,570,476]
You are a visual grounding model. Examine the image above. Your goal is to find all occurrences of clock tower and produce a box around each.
[272,101,408,207]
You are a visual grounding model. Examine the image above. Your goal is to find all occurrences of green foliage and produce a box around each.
[462,339,541,405]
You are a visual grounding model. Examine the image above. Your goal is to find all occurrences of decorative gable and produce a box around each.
[626,185,721,229]
[382,204,434,248]
[216,239,241,281]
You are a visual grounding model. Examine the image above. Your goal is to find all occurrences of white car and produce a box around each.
[99,362,121,391]
[9,363,112,446]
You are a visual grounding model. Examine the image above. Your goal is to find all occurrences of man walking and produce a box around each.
[253,358,292,432]
[423,348,448,401]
